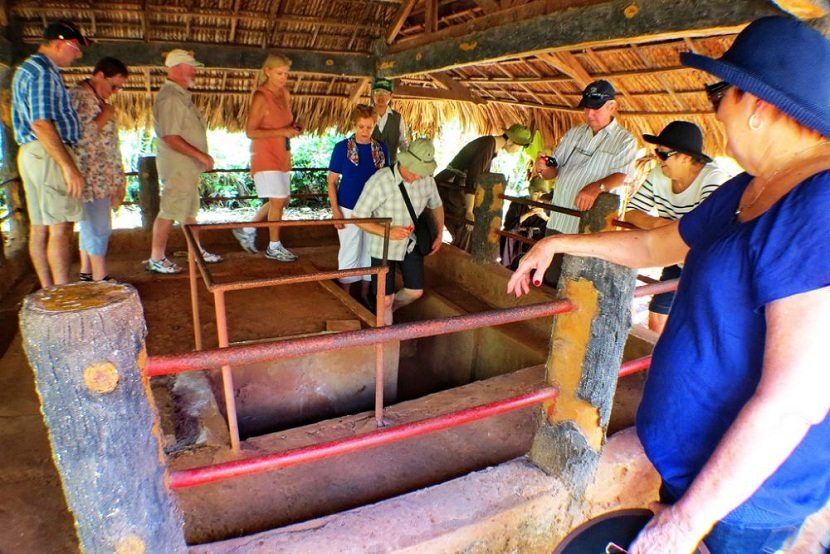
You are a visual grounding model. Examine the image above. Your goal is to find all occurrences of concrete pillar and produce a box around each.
[20,282,188,553]
[470,172,505,263]
[138,155,160,231]
[529,192,637,501]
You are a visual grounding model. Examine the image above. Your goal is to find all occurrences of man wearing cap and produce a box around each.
[352,138,444,325]
[535,79,636,285]
[12,20,89,288]
[626,121,731,333]
[371,78,409,164]
[435,124,532,249]
[146,49,222,274]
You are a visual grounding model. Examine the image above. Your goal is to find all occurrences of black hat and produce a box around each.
[642,121,712,163]
[577,80,615,109]
[43,21,90,47]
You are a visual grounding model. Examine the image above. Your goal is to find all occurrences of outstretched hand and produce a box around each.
[506,236,558,297]
[628,503,708,554]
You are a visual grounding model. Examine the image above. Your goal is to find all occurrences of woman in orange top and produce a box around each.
[234,54,303,261]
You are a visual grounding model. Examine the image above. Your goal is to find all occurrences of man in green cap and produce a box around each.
[371,77,409,164]
[435,124,532,250]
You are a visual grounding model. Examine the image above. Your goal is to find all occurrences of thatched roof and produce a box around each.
[2,1,824,154]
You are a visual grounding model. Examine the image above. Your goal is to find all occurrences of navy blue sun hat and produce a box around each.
[681,16,830,138]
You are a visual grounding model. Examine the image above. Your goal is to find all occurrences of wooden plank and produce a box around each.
[474,0,502,13]
[348,77,371,103]
[429,70,482,102]
[770,0,828,17]
[537,51,591,87]
[378,0,777,78]
[425,0,439,34]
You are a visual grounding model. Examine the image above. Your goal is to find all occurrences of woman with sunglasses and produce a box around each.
[626,121,731,333]
[510,16,830,553]
[69,56,129,282]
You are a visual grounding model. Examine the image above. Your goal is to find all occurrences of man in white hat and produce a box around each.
[146,49,222,273]
[352,138,444,324]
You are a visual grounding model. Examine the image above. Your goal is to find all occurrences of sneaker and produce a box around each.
[146,257,183,274]
[265,243,298,262]
[232,228,258,254]
[78,272,93,282]
[201,250,224,264]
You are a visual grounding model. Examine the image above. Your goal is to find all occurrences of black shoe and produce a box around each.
[79,272,93,282]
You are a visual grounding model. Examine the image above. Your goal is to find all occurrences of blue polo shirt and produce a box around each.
[637,171,830,526]
[12,53,81,146]
[328,139,389,210]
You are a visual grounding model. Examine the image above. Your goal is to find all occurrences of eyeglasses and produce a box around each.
[705,81,732,112]
[105,78,122,92]
[63,39,81,52]
[654,149,679,161]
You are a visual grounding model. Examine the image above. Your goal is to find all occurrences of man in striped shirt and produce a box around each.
[534,80,637,286]
[626,121,731,332]
[12,21,90,289]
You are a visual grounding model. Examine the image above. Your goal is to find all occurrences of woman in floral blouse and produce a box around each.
[69,57,128,282]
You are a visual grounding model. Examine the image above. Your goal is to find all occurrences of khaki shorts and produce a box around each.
[158,171,201,222]
[17,141,83,226]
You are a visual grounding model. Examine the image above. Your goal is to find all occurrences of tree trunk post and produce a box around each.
[529,192,636,500]
[470,172,505,263]
[19,282,187,553]
[138,156,160,231]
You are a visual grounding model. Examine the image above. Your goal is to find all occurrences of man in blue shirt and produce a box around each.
[12,21,90,288]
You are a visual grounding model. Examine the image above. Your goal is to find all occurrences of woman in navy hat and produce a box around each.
[509,16,830,553]
[626,121,732,333]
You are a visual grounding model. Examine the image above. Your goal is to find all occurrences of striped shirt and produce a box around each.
[352,164,442,261]
[628,163,732,221]
[12,53,81,146]
[546,119,636,234]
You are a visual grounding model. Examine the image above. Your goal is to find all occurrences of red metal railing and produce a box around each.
[168,386,559,489]
[145,299,575,376]
[618,355,652,378]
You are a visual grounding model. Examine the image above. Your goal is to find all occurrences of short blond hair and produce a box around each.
[350,104,376,125]
[257,54,292,86]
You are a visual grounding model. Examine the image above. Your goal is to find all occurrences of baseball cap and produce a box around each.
[578,80,616,109]
[43,21,90,47]
[164,49,204,68]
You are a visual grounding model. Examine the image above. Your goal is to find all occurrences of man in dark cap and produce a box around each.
[534,79,636,285]
[371,77,409,164]
[12,21,90,288]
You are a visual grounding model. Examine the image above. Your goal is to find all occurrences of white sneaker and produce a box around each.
[146,257,183,274]
[201,250,224,263]
[232,228,258,254]
[265,243,297,262]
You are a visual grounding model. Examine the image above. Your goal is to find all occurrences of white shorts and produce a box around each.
[337,207,371,284]
[254,171,291,198]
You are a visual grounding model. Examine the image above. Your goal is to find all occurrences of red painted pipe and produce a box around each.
[145,299,574,377]
[633,278,678,298]
[619,355,652,378]
[168,386,559,489]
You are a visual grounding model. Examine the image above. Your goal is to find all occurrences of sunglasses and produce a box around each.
[654,149,679,161]
[63,39,81,52]
[705,81,732,112]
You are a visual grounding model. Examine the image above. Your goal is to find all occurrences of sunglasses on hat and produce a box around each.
[705,81,732,112]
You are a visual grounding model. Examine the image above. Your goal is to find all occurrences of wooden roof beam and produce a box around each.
[536,51,591,87]
[27,41,375,77]
[378,0,781,78]
[429,70,483,103]
[386,0,418,44]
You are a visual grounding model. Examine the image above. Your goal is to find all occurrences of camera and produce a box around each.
[542,155,558,168]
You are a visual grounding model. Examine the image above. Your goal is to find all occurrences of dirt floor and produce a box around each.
[2,228,826,553]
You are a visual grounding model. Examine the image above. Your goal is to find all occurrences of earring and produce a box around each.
[748,113,762,130]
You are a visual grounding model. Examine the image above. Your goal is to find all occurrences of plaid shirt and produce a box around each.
[12,53,81,145]
[353,164,442,261]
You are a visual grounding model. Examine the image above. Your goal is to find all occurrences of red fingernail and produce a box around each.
[533,280,541,286]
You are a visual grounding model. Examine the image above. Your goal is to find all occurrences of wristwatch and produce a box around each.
[598,182,607,193]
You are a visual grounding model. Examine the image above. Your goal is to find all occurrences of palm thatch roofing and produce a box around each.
[2,0,827,155]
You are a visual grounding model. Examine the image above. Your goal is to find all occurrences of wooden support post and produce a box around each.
[529,193,636,501]
[138,156,160,231]
[470,172,505,263]
[20,282,187,553]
